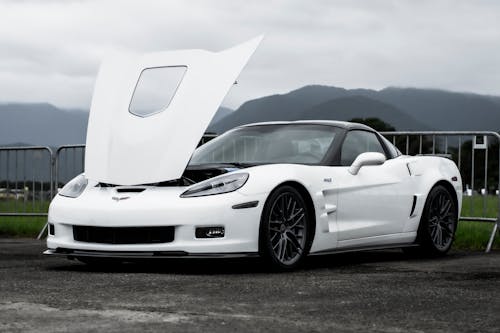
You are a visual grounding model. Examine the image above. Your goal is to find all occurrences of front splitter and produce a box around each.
[44,248,259,259]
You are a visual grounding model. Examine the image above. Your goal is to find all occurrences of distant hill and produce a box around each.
[298,96,430,131]
[211,107,233,124]
[0,104,233,147]
[0,103,89,147]
[209,85,500,133]
[2,85,500,147]
[373,87,500,131]
[208,86,350,133]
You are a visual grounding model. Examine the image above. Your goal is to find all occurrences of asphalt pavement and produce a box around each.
[0,239,499,332]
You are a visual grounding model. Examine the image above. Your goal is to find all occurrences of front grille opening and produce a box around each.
[73,226,174,244]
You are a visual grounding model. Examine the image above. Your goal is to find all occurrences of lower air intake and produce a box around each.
[73,226,174,244]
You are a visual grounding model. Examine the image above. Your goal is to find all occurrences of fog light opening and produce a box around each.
[48,223,55,236]
[195,226,225,239]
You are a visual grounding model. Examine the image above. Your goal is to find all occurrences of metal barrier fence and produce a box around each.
[0,146,54,218]
[0,131,498,250]
[55,145,85,190]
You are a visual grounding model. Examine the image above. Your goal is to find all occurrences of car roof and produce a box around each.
[238,120,375,131]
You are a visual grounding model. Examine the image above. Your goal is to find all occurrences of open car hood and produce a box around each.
[84,36,262,185]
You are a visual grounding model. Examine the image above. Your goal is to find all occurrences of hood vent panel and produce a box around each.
[116,188,146,193]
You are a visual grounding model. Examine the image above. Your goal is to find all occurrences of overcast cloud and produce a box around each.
[0,0,499,110]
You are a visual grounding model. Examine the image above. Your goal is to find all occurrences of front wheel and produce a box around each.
[410,185,458,256]
[259,185,313,270]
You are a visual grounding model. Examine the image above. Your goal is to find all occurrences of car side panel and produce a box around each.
[334,158,415,242]
[240,156,462,254]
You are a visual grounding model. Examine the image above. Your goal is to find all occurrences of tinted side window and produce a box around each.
[341,130,386,166]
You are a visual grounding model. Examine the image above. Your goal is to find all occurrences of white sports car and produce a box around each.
[45,37,463,270]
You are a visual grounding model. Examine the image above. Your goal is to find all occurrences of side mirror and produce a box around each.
[348,152,386,175]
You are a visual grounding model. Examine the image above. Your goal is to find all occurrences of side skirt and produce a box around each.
[308,243,419,256]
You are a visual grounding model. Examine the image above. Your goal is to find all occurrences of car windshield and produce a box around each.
[189,124,339,166]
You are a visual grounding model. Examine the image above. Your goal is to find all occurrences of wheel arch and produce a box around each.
[411,179,459,254]
[260,180,317,251]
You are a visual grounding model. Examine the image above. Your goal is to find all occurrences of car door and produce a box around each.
[335,130,413,242]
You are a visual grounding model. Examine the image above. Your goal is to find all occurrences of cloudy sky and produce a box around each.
[0,0,499,111]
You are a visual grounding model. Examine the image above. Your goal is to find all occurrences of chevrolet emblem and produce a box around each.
[112,196,130,202]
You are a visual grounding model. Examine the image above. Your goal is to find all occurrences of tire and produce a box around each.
[259,185,313,270]
[410,185,457,256]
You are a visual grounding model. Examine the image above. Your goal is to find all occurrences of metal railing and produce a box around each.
[0,146,54,218]
[0,131,498,250]
[55,144,86,191]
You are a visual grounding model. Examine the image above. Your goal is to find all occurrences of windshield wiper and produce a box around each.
[187,162,259,170]
[212,162,256,169]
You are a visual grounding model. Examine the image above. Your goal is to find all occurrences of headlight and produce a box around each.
[59,174,88,198]
[180,173,249,198]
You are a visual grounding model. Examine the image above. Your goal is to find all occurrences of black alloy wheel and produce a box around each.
[259,185,312,270]
[414,185,457,255]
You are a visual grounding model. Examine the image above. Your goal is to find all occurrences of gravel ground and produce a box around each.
[0,239,499,332]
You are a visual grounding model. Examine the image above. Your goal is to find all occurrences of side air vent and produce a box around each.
[410,195,417,217]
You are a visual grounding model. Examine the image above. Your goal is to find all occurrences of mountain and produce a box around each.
[208,86,349,133]
[0,103,89,147]
[2,85,500,147]
[298,96,430,131]
[0,104,232,146]
[211,107,233,124]
[374,87,500,131]
[209,85,500,134]
[208,85,427,133]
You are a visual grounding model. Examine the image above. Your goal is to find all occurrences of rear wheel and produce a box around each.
[259,185,313,270]
[409,185,457,256]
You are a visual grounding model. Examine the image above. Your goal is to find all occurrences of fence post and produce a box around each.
[36,147,55,240]
[486,138,500,252]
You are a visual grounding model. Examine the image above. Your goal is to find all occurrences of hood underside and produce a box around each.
[84,36,262,185]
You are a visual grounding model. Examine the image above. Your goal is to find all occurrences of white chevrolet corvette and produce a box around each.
[45,37,463,270]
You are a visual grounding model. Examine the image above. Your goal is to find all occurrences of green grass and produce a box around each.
[457,195,499,250]
[455,221,498,251]
[0,197,499,251]
[0,198,49,214]
[0,198,49,237]
[0,216,46,237]
[461,195,498,219]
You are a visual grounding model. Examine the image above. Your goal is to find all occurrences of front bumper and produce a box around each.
[46,186,266,257]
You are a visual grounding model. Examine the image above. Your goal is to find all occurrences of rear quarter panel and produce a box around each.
[405,156,462,223]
